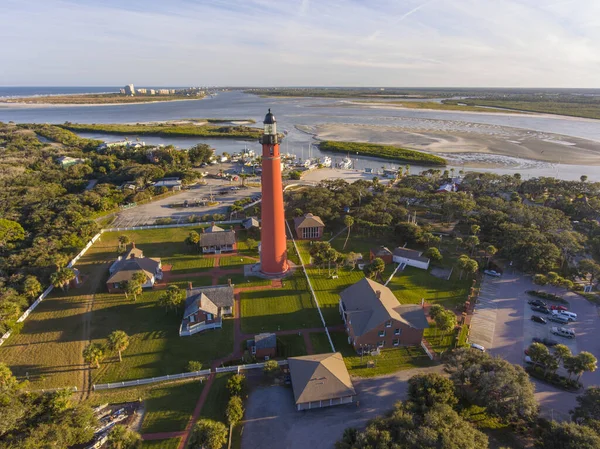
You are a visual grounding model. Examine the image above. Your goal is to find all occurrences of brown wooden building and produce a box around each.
[294,213,325,240]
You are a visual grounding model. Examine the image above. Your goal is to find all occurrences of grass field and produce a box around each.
[199,373,231,423]
[219,255,257,267]
[90,286,234,383]
[142,439,181,449]
[217,273,271,288]
[240,273,322,333]
[277,334,307,358]
[310,331,432,376]
[329,234,393,260]
[423,324,456,355]
[295,240,312,265]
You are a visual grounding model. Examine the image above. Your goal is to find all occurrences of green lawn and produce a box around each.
[140,380,204,433]
[90,287,234,383]
[88,379,202,434]
[329,234,393,260]
[310,331,432,377]
[423,324,456,355]
[166,254,215,274]
[295,240,312,265]
[240,273,322,333]
[386,266,470,309]
[306,267,365,325]
[217,273,271,288]
[142,439,181,449]
[200,373,231,423]
[219,255,256,267]
[277,334,307,358]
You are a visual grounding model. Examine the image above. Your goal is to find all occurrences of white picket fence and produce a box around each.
[93,360,287,390]
[102,219,244,233]
[421,340,435,360]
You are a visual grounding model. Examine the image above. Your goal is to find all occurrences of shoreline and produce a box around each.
[296,123,600,167]
[0,97,206,108]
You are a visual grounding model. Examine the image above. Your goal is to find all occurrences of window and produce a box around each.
[378,341,384,348]
[378,330,385,337]
[385,320,392,328]
[393,339,400,346]
[251,345,256,355]
[302,227,320,239]
[394,328,401,336]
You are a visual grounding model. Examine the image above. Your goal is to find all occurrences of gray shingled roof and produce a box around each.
[107,247,160,284]
[183,284,234,319]
[294,213,325,229]
[199,230,236,246]
[205,224,225,233]
[288,353,356,405]
[393,247,430,264]
[371,246,393,257]
[340,278,428,336]
[242,217,260,229]
[254,333,276,350]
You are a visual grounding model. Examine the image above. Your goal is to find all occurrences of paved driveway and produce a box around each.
[469,272,600,421]
[241,366,444,449]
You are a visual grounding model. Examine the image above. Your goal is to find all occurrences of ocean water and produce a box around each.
[0,86,119,98]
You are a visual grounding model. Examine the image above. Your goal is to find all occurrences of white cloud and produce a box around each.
[0,0,599,86]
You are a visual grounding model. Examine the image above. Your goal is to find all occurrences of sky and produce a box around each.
[2,0,600,87]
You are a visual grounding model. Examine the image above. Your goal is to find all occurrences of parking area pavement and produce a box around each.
[109,179,261,228]
[241,366,444,449]
[469,272,600,420]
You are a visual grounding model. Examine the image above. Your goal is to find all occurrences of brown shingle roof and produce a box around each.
[288,353,356,405]
[340,278,428,336]
[294,213,325,229]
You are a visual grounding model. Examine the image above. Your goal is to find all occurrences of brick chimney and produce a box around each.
[376,290,381,299]
[132,241,136,248]
[188,282,193,290]
[227,278,232,286]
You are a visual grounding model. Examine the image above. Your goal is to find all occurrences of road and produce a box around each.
[470,272,600,420]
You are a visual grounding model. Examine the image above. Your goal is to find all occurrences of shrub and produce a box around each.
[226,374,247,397]
[525,365,581,391]
[319,141,447,166]
[187,361,203,372]
[155,217,173,225]
[525,290,569,305]
[263,360,280,378]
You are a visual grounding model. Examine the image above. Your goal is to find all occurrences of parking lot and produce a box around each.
[109,177,261,228]
[469,272,600,420]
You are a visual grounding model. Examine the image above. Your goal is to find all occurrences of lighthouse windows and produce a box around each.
[270,146,274,156]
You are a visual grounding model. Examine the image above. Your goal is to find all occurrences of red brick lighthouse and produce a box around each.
[260,109,289,275]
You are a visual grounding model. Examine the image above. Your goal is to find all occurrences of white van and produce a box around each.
[559,311,577,321]
[551,326,575,339]
[470,343,486,352]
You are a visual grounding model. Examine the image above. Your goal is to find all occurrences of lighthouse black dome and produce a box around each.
[263,109,276,124]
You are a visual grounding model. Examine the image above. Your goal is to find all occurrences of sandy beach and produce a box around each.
[298,122,600,166]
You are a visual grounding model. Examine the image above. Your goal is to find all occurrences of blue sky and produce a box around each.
[2,0,599,87]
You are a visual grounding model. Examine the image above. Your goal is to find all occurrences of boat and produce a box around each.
[337,157,352,169]
[321,156,332,168]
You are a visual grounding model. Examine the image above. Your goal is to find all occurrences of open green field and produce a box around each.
[310,331,431,376]
[240,273,322,333]
[277,334,307,358]
[200,373,231,423]
[295,240,312,265]
[306,267,365,324]
[142,439,181,449]
[219,255,256,267]
[217,273,271,288]
[385,266,470,309]
[329,234,394,260]
[88,379,202,433]
[90,286,234,383]
[423,324,456,355]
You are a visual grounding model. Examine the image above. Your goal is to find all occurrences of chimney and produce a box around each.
[376,290,381,299]
[132,241,136,248]
[188,282,193,290]
[227,278,232,286]
[211,221,216,226]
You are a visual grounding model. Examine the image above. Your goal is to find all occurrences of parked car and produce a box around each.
[484,270,501,277]
[470,343,486,352]
[551,326,575,339]
[558,311,577,321]
[550,305,568,312]
[524,356,545,368]
[549,314,570,325]
[528,299,547,307]
[531,305,550,314]
[531,315,547,324]
[532,337,559,347]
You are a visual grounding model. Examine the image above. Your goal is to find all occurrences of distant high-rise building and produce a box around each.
[124,84,135,95]
[149,89,156,95]
[137,88,147,94]
[158,89,170,95]
[119,88,126,94]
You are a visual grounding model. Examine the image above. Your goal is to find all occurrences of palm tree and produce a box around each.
[106,424,142,449]
[50,271,67,291]
[107,330,130,363]
[83,342,105,369]
[485,245,497,268]
[61,268,77,291]
[342,215,354,250]
[23,275,42,300]
[465,235,479,256]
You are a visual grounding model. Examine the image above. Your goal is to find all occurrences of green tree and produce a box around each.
[263,360,280,378]
[367,257,386,280]
[465,258,479,278]
[187,361,203,372]
[553,344,572,367]
[83,342,105,369]
[0,218,25,250]
[131,271,147,286]
[23,275,42,300]
[407,373,458,410]
[190,419,228,449]
[226,374,247,397]
[533,274,548,286]
[186,231,201,250]
[106,424,142,449]
[485,245,497,267]
[435,310,457,334]
[245,238,257,252]
[107,330,129,362]
[424,247,442,262]
[428,304,444,321]
[124,280,142,301]
[343,215,354,250]
[572,387,600,424]
[536,421,600,449]
[226,396,244,426]
[581,175,588,183]
[470,224,481,236]
[188,144,214,166]
[579,259,600,286]
[118,235,130,251]
[158,285,185,313]
[466,235,480,256]
[50,270,68,291]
